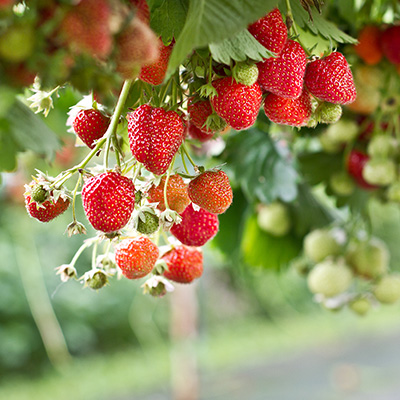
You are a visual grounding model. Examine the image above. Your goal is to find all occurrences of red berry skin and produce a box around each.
[380,25,400,65]
[147,174,190,213]
[188,99,214,134]
[257,39,307,99]
[211,78,262,130]
[73,109,110,149]
[82,172,136,233]
[115,237,159,279]
[188,170,233,215]
[170,203,219,247]
[263,90,312,127]
[61,0,112,58]
[188,123,215,142]
[248,8,288,55]
[128,104,184,176]
[25,193,70,223]
[162,245,203,284]
[139,39,173,85]
[346,150,379,190]
[304,52,357,105]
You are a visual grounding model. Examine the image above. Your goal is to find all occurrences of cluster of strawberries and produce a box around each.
[22,4,358,294]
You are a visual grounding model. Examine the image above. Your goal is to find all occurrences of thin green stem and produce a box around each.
[181,143,197,169]
[163,155,176,210]
[71,174,82,222]
[285,0,311,56]
[70,238,95,267]
[51,79,134,188]
[91,240,98,270]
[181,149,189,174]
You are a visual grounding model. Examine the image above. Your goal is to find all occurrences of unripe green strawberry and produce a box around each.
[84,269,109,290]
[257,202,291,237]
[387,181,400,202]
[346,238,389,279]
[31,184,49,203]
[307,259,353,297]
[233,62,259,86]
[0,24,35,62]
[367,135,397,159]
[319,132,343,153]
[315,102,342,124]
[330,171,355,196]
[137,211,159,235]
[325,120,359,143]
[373,274,400,304]
[349,297,371,316]
[304,229,341,263]
[362,158,397,186]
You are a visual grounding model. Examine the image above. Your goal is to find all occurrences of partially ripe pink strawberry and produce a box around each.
[380,25,400,65]
[139,39,173,85]
[115,17,159,80]
[304,52,357,104]
[115,236,159,279]
[147,174,190,213]
[61,0,112,58]
[73,108,110,149]
[248,8,288,54]
[82,171,136,233]
[128,104,184,175]
[188,170,233,214]
[257,39,307,99]
[263,90,312,127]
[211,77,262,130]
[162,245,203,284]
[170,203,219,246]
[346,150,378,190]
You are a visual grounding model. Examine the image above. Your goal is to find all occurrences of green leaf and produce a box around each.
[0,129,19,172]
[297,151,343,186]
[241,214,302,270]
[167,0,277,77]
[368,199,400,270]
[209,29,275,64]
[287,0,358,44]
[222,128,298,203]
[7,100,61,159]
[150,0,189,44]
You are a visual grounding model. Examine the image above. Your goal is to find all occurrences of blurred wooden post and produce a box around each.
[169,283,199,400]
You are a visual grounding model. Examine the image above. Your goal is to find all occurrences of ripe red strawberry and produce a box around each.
[188,99,214,134]
[263,90,312,127]
[162,245,203,283]
[170,203,219,246]
[116,17,159,79]
[129,0,150,25]
[115,237,159,279]
[304,52,357,104]
[257,39,307,99]
[380,25,400,65]
[346,150,379,190]
[147,174,190,213]
[248,8,288,54]
[61,0,112,58]
[210,77,262,130]
[188,170,233,214]
[72,108,110,149]
[24,183,70,223]
[81,171,136,233]
[139,38,173,85]
[127,104,184,175]
[188,123,215,142]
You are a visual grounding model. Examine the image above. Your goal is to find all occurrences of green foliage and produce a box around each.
[209,29,275,65]
[285,0,358,45]
[167,0,276,77]
[150,0,189,44]
[0,100,61,172]
[241,214,302,270]
[222,127,298,204]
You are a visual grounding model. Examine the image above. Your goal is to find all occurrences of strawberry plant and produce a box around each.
[1,0,400,317]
